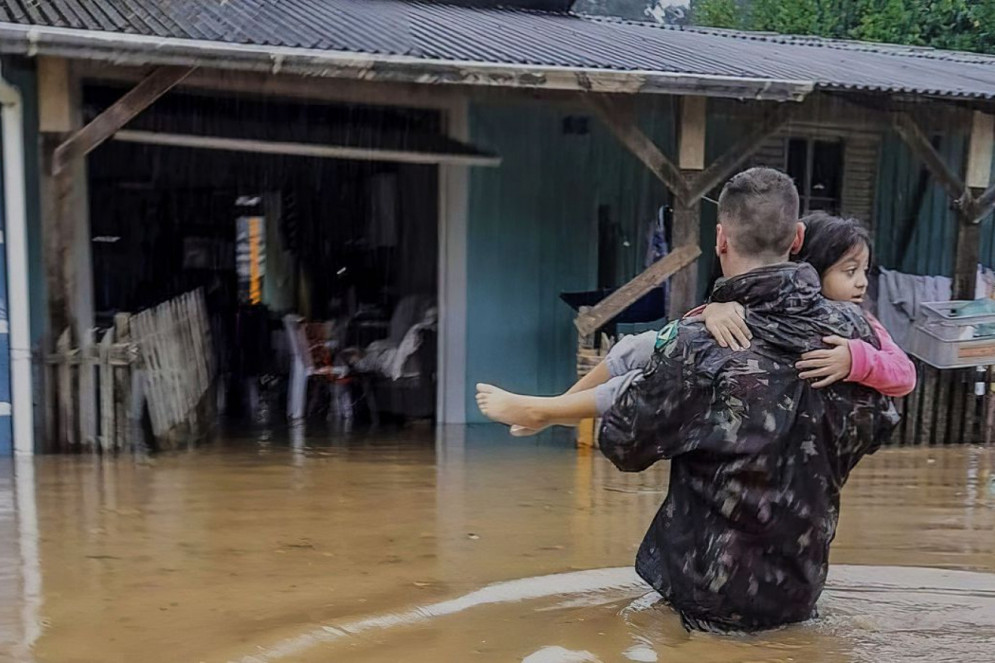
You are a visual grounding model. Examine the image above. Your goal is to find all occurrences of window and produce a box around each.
[786,138,844,214]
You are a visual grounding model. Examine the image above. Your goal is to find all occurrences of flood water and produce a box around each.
[1,426,994,662]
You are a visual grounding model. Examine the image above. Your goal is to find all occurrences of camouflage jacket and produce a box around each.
[599,263,900,632]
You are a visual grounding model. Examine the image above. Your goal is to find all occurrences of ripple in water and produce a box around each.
[239,565,995,663]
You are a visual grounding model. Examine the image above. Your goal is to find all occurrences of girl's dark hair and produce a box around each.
[796,211,872,276]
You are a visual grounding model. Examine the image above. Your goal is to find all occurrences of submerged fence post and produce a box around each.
[98,327,114,452]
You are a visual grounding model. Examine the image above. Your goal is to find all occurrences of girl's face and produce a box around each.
[821,242,870,304]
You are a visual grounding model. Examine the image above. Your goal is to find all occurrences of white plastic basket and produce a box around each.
[907,301,995,369]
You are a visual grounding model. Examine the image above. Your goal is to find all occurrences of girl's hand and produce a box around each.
[796,336,852,388]
[703,302,751,350]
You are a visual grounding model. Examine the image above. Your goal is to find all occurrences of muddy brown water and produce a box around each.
[1,426,994,662]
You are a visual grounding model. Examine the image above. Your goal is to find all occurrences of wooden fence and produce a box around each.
[889,362,995,446]
[45,289,215,452]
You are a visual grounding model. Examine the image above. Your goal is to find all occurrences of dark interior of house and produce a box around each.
[85,86,440,426]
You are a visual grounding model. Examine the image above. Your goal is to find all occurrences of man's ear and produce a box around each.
[716,224,729,256]
[789,222,805,255]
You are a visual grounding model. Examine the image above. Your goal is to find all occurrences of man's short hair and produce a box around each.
[717,167,800,258]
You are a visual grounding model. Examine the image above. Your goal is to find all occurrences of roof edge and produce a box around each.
[0,22,811,102]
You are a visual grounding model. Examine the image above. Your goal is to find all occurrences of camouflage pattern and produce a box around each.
[599,263,900,632]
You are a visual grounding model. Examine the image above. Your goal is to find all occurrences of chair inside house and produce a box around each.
[283,314,349,422]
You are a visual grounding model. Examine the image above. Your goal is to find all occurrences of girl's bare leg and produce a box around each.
[476,384,599,431]
[506,361,612,436]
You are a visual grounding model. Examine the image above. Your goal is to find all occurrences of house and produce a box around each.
[1,0,994,454]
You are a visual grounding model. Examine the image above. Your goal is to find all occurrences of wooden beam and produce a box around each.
[53,66,194,173]
[891,112,968,208]
[678,96,706,170]
[37,57,73,133]
[587,95,689,199]
[575,244,701,337]
[685,103,793,204]
[967,111,994,190]
[74,62,463,110]
[975,184,995,221]
[113,129,501,167]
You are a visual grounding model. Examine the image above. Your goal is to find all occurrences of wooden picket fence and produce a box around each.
[131,290,215,443]
[45,289,215,452]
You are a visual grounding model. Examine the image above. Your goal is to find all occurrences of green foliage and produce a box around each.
[750,0,820,34]
[691,0,741,28]
[690,0,995,55]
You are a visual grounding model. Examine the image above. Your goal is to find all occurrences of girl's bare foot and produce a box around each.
[510,424,549,437]
[475,384,547,430]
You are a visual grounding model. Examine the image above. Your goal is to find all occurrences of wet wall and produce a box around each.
[463,98,676,421]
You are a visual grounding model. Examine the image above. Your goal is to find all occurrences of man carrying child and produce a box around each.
[599,167,899,631]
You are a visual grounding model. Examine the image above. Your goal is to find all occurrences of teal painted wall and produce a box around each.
[464,99,675,421]
[874,132,964,275]
[462,102,995,422]
[874,129,995,275]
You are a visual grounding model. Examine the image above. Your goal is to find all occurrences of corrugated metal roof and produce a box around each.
[2,0,995,100]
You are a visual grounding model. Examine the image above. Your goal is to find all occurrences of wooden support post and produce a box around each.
[55,329,74,450]
[38,58,76,372]
[113,313,132,451]
[49,65,194,327]
[967,112,995,223]
[958,111,995,299]
[38,57,73,133]
[98,328,115,452]
[671,97,707,318]
[678,96,706,171]
[670,201,701,318]
[953,223,982,300]
[42,65,193,449]
[576,324,597,449]
[78,327,95,450]
[967,112,994,190]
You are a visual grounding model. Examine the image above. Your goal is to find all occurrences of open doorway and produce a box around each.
[86,85,445,429]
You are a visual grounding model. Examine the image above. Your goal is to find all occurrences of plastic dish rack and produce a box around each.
[907,301,995,369]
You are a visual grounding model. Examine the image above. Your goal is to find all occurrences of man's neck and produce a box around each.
[721,254,790,279]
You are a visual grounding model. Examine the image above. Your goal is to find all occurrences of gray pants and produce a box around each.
[594,331,657,415]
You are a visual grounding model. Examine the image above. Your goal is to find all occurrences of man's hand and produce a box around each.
[703,302,751,350]
[796,336,852,388]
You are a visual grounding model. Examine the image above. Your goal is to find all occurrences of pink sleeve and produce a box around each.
[846,315,917,397]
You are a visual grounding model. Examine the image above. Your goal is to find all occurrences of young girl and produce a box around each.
[476,212,916,434]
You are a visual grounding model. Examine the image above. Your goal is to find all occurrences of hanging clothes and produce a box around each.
[644,206,670,269]
[644,206,671,312]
